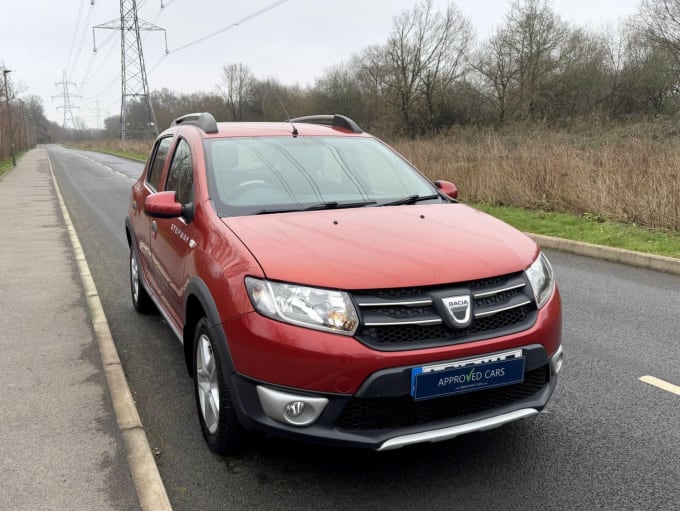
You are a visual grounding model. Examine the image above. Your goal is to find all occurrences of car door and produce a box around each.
[132,135,173,298]
[149,137,196,329]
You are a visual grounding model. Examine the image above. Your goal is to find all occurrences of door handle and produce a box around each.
[151,220,158,234]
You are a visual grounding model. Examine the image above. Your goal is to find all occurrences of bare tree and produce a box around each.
[501,0,568,120]
[636,0,680,66]
[473,26,521,124]
[250,78,309,121]
[614,28,679,115]
[219,63,255,121]
[351,45,392,132]
[382,0,474,136]
[419,3,473,132]
[546,28,611,118]
[311,64,365,122]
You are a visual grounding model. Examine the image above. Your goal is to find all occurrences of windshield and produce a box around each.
[204,136,443,216]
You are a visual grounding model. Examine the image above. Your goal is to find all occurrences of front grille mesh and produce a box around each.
[352,272,536,350]
[336,366,548,431]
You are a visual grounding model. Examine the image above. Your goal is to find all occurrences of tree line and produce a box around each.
[130,0,680,138]
[136,0,680,139]
[0,71,75,163]
[5,0,680,157]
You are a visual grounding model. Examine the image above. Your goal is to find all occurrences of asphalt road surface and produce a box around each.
[46,144,680,510]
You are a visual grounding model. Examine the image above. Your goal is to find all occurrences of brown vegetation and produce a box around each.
[72,139,151,159]
[394,119,680,231]
[74,118,680,233]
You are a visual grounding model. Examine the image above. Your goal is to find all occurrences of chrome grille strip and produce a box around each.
[473,282,526,299]
[474,299,532,318]
[364,318,443,327]
[355,298,433,307]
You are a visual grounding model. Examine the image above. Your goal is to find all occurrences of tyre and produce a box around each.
[193,318,249,455]
[129,247,153,313]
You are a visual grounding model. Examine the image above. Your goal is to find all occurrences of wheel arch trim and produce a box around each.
[184,278,254,430]
[184,277,235,377]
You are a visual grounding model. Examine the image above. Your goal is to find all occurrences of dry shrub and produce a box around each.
[72,121,680,231]
[393,120,680,231]
[71,139,152,158]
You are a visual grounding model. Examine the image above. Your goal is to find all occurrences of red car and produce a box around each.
[125,113,563,454]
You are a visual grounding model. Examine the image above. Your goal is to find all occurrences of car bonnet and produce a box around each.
[223,203,539,290]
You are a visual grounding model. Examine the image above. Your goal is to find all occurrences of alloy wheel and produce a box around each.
[195,334,220,434]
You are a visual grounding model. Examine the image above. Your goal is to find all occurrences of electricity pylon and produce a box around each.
[94,0,167,140]
[53,71,80,129]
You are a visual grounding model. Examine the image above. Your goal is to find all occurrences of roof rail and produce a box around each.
[171,112,218,134]
[287,114,363,134]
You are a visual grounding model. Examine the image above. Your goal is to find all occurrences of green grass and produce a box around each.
[0,159,13,177]
[473,203,680,259]
[71,146,147,161]
[0,152,25,177]
[103,149,146,161]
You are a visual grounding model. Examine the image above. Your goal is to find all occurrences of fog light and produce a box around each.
[285,401,306,418]
[551,346,564,375]
[257,386,329,427]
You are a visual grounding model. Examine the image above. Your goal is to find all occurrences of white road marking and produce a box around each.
[639,375,680,396]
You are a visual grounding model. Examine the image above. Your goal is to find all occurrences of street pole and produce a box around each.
[3,69,16,167]
[20,100,27,151]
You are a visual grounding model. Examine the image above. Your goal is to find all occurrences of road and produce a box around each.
[46,144,680,510]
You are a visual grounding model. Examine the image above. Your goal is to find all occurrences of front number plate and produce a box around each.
[411,352,525,401]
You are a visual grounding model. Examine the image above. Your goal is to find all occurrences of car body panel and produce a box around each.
[224,203,539,290]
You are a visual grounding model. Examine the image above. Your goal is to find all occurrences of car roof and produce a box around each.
[202,122,371,138]
[165,112,371,139]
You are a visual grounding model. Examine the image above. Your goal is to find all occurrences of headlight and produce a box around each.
[525,252,555,309]
[245,277,359,335]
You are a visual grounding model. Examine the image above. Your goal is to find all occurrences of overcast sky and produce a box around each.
[1,0,642,129]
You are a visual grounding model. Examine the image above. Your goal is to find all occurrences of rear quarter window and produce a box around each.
[165,138,194,206]
[147,137,173,191]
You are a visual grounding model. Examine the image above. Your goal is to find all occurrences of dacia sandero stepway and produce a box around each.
[125,113,563,455]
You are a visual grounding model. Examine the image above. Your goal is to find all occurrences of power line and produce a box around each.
[64,0,88,75]
[68,2,97,80]
[169,0,287,54]
[79,30,118,95]
[146,0,287,76]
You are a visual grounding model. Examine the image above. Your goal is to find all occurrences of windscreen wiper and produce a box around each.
[254,201,376,215]
[254,208,301,215]
[380,194,441,207]
[303,201,376,211]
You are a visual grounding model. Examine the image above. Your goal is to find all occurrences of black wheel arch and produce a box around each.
[183,278,236,378]
[124,216,134,247]
[184,278,254,430]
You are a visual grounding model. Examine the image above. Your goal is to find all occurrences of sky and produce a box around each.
[0,0,642,129]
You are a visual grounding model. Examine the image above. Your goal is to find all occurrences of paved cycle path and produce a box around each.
[0,149,139,510]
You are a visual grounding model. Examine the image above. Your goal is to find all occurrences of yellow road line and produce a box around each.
[639,375,680,396]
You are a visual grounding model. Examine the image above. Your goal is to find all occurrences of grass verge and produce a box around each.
[473,203,680,259]
[0,159,13,178]
[95,149,146,161]
[0,152,26,178]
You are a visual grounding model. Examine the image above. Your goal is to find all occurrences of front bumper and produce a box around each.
[231,344,563,450]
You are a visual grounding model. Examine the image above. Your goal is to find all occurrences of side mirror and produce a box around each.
[144,191,183,218]
[434,180,458,200]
